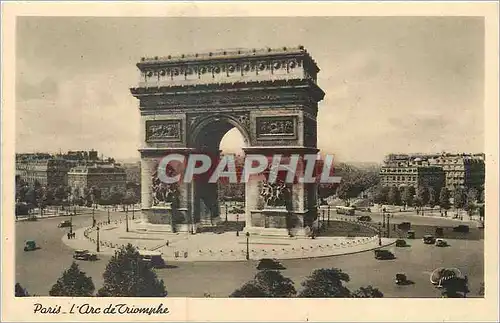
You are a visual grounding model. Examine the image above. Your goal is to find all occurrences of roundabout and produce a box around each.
[63,217,395,261]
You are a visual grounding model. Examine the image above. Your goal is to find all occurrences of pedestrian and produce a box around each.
[67,232,70,240]
[72,232,76,239]
[166,240,169,247]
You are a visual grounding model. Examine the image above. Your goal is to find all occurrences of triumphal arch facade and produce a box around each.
[130,46,325,236]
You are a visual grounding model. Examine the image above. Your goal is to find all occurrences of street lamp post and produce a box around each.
[132,204,135,220]
[92,207,95,227]
[245,232,250,260]
[386,216,390,238]
[107,208,110,224]
[125,207,129,232]
[225,202,228,223]
[236,213,239,236]
[327,205,330,227]
[382,213,386,228]
[378,222,382,246]
[96,226,100,252]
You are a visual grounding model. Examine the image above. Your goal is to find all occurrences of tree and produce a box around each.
[230,282,269,297]
[351,285,384,298]
[416,186,429,206]
[97,244,167,297]
[373,186,389,205]
[428,187,437,213]
[440,277,469,298]
[253,270,296,297]
[49,262,95,297]
[453,187,467,215]
[15,283,29,297]
[336,182,354,206]
[401,186,415,209]
[230,270,296,298]
[387,186,401,206]
[298,268,351,297]
[439,187,451,212]
[465,188,479,216]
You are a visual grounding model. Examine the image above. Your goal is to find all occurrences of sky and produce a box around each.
[16,17,484,163]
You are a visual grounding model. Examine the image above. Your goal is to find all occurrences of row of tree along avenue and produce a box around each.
[16,245,167,297]
[373,185,484,218]
[15,179,140,217]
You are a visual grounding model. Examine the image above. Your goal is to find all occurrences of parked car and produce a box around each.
[257,258,286,270]
[58,220,72,228]
[435,238,448,247]
[423,235,436,244]
[358,215,372,222]
[453,225,470,233]
[73,249,97,261]
[374,249,395,260]
[23,240,38,252]
[407,230,416,239]
[139,250,166,269]
[395,273,409,285]
[395,239,407,247]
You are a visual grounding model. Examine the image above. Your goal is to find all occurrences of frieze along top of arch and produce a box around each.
[133,46,321,90]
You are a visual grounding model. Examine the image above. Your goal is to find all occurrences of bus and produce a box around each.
[336,206,355,216]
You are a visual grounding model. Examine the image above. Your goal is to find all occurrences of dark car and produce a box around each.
[374,249,395,260]
[453,225,470,233]
[407,230,416,239]
[257,258,286,270]
[58,220,72,228]
[24,240,39,252]
[139,251,166,269]
[73,249,97,261]
[423,235,436,244]
[358,215,372,222]
[395,239,407,247]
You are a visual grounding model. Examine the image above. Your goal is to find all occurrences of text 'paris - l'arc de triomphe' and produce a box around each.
[130,46,326,237]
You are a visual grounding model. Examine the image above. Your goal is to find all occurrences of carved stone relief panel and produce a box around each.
[145,120,182,143]
[255,116,298,140]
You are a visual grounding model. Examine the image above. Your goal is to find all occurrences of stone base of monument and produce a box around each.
[245,208,311,237]
[135,222,201,233]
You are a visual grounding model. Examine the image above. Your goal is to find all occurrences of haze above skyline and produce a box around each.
[16,17,484,163]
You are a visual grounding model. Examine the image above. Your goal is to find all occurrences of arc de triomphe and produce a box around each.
[130,46,325,236]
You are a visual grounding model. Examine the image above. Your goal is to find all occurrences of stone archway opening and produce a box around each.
[190,115,250,225]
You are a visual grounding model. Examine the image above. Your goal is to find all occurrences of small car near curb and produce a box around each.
[58,220,72,228]
[24,240,39,251]
[358,215,372,222]
[257,258,286,270]
[139,250,166,269]
[423,235,436,244]
[395,239,407,247]
[73,249,97,261]
[435,238,448,247]
[374,249,395,260]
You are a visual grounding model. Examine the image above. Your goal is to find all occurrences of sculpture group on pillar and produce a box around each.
[260,180,290,208]
[151,168,180,207]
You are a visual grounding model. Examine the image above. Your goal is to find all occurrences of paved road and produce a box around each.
[16,211,483,298]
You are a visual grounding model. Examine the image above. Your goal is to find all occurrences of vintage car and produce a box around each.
[73,249,97,261]
[257,258,286,270]
[374,249,395,260]
[395,239,407,247]
[407,230,416,239]
[423,235,436,244]
[24,240,38,252]
[139,250,166,269]
[357,215,372,222]
[435,238,448,247]
[395,273,409,285]
[58,220,72,228]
